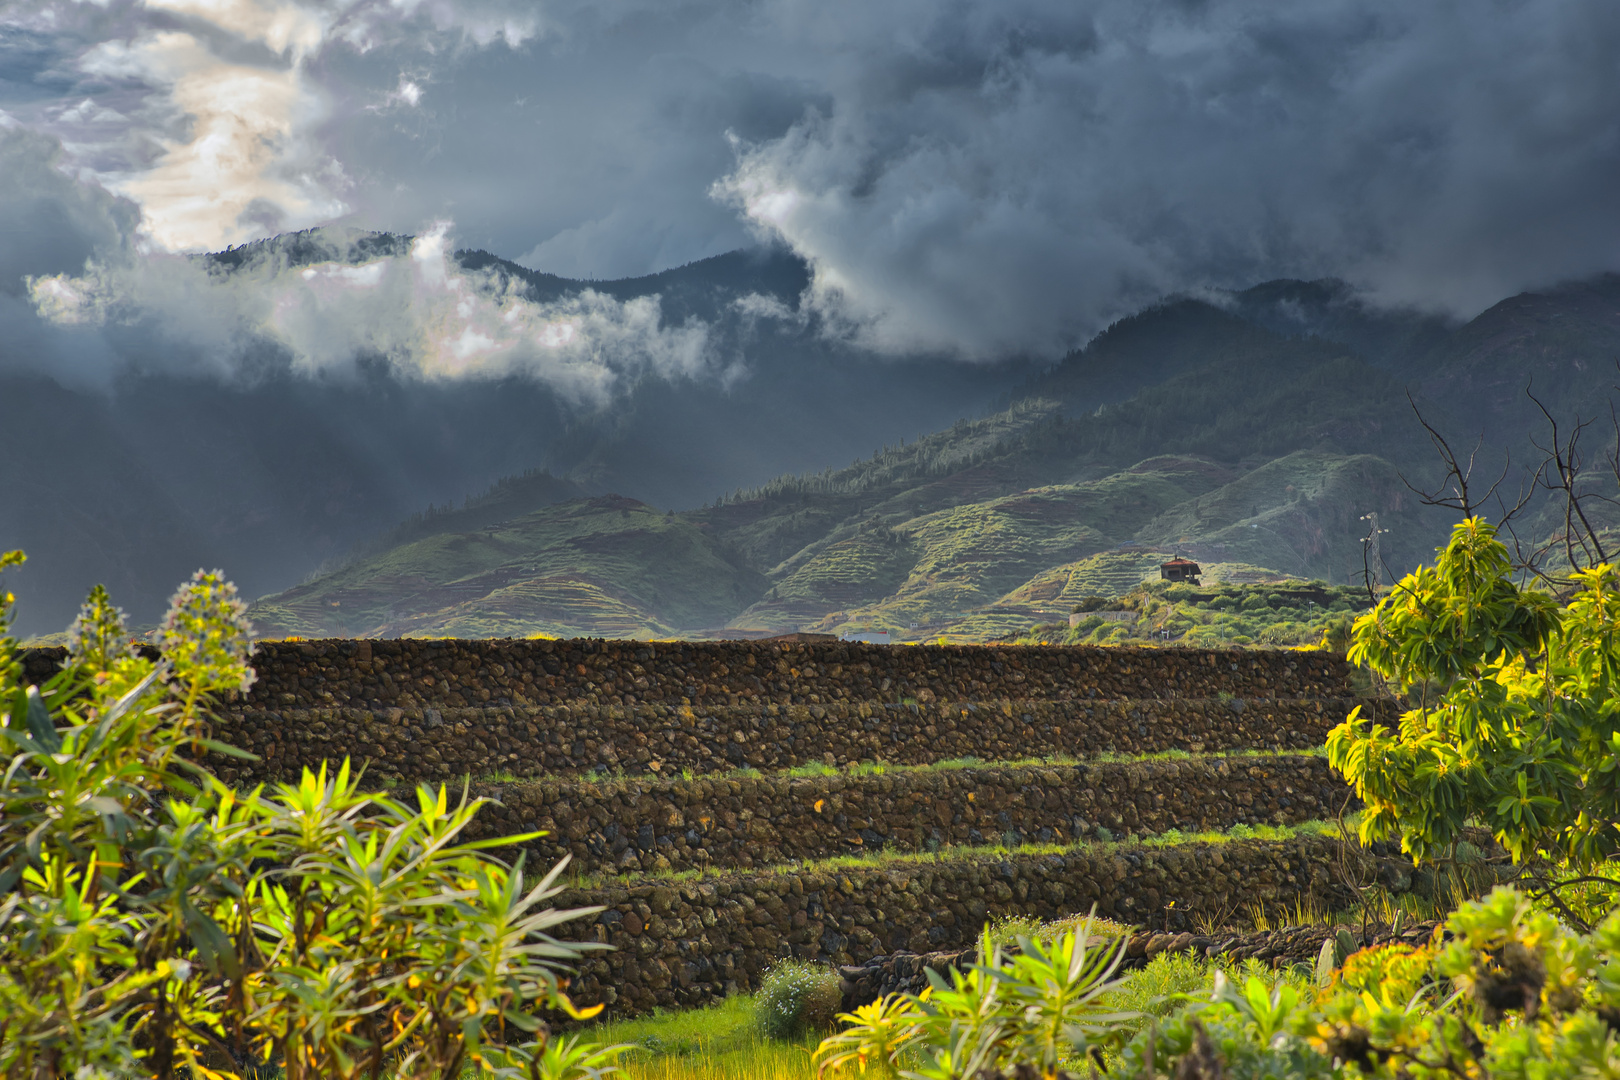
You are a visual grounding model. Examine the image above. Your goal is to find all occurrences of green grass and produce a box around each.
[581,933,1324,1080]
[453,746,1332,796]
[586,992,819,1080]
[564,818,1347,890]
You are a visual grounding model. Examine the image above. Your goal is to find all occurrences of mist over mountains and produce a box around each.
[1,232,1032,634]
[8,212,1620,641]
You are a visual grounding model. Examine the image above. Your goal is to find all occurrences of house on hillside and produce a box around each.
[1159,557,1202,584]
[840,628,892,645]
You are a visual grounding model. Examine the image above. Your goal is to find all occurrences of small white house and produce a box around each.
[840,628,892,645]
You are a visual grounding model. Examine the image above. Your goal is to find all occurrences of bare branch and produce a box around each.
[1401,392,1513,518]
[1527,384,1610,572]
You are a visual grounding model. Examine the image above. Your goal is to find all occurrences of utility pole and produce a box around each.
[1359,512,1390,600]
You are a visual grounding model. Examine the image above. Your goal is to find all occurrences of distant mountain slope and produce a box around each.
[457,247,812,323]
[249,495,766,639]
[35,231,1620,642]
[250,353,1444,641]
[3,232,1026,635]
[1022,299,1275,412]
[242,282,1473,641]
[1421,274,1620,425]
[1225,279,1456,372]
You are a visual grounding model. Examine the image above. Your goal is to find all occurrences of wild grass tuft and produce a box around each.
[586,994,819,1080]
[755,960,843,1040]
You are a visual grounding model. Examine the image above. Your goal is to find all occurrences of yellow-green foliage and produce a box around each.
[0,558,612,1079]
[1117,887,1620,1080]
[1332,517,1620,876]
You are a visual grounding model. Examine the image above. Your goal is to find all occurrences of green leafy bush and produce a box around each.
[756,960,843,1040]
[1329,519,1620,895]
[0,552,620,1080]
[1119,886,1620,1080]
[821,890,1620,1080]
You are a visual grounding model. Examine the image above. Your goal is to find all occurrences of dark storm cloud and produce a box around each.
[4,0,1620,366]
[720,0,1620,357]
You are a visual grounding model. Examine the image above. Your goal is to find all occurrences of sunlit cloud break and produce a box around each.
[28,223,712,404]
[28,0,541,253]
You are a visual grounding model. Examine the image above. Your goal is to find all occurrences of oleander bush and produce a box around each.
[0,551,621,1080]
[1120,886,1620,1080]
[815,918,1136,1080]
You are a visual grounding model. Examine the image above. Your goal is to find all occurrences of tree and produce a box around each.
[0,551,620,1080]
[1327,519,1620,922]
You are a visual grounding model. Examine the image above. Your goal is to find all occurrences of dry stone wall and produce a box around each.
[208,697,1353,785]
[23,638,1356,711]
[19,640,1371,786]
[15,638,1391,1021]
[227,638,1351,709]
[464,754,1355,875]
[548,834,1387,1016]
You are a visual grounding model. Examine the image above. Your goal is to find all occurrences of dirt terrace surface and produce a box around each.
[204,696,1357,785]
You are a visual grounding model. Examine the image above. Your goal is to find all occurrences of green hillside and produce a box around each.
[249,496,765,640]
[251,275,1620,643]
[1017,578,1375,648]
[733,459,1227,637]
[250,439,1424,642]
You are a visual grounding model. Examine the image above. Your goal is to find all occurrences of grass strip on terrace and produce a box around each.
[559,817,1349,890]
[434,744,1332,791]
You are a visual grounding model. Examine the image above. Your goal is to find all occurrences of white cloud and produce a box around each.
[78,29,348,250]
[27,221,714,402]
[8,0,1620,365]
[8,0,542,253]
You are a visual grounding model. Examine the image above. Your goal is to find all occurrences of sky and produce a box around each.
[3,0,1620,372]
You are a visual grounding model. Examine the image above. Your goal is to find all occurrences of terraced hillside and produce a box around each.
[250,274,1620,647]
[22,637,1416,1017]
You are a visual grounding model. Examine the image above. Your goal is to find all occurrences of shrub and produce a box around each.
[1116,886,1620,1080]
[815,919,1135,1078]
[819,890,1620,1080]
[1070,615,1104,635]
[0,554,620,1080]
[757,959,843,1040]
[1329,518,1620,918]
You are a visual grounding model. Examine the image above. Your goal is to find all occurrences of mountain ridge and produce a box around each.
[246,266,1620,643]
